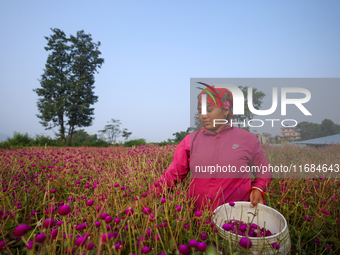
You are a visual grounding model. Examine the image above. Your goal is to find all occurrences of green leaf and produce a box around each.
[206,246,217,255]
[325,218,336,225]
[169,238,174,251]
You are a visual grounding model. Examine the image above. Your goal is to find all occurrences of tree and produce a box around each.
[122,128,132,142]
[172,128,191,142]
[296,121,321,140]
[99,119,122,144]
[34,28,104,145]
[319,119,340,137]
[296,119,340,140]
[232,86,265,128]
[188,113,201,132]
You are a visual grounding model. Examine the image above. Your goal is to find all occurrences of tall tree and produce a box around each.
[34,28,104,144]
[122,128,132,142]
[99,119,122,144]
[296,121,321,140]
[232,86,265,128]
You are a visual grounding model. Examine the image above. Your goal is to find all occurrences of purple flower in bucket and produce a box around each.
[222,223,232,231]
[229,202,235,207]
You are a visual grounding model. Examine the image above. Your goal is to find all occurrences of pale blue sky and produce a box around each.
[1,1,339,142]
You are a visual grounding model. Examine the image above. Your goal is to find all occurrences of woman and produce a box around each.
[123,85,272,213]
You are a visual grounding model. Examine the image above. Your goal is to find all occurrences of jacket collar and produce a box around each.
[200,124,233,136]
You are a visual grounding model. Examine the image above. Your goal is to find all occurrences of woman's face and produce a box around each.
[197,105,229,133]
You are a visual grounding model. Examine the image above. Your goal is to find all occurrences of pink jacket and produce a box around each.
[148,125,272,211]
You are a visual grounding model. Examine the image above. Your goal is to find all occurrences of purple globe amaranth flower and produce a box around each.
[113,243,122,251]
[143,207,152,215]
[158,253,166,255]
[101,233,113,243]
[146,229,152,236]
[86,242,95,250]
[56,221,64,226]
[194,211,202,219]
[58,205,71,216]
[126,207,134,216]
[239,237,252,249]
[25,240,33,250]
[95,221,101,228]
[75,236,87,247]
[240,224,248,232]
[46,207,57,215]
[303,216,311,222]
[142,246,151,254]
[176,206,182,212]
[114,218,121,225]
[161,198,166,204]
[229,202,235,207]
[184,223,189,229]
[200,233,207,241]
[14,224,29,237]
[188,239,198,248]
[197,242,207,252]
[321,209,329,216]
[0,241,5,252]
[50,228,58,238]
[149,214,155,222]
[100,212,108,220]
[178,245,190,255]
[105,216,113,224]
[35,233,46,243]
[50,189,56,193]
[86,200,94,206]
[76,223,86,231]
[222,223,232,231]
[43,219,55,229]
[272,243,280,250]
[313,238,320,244]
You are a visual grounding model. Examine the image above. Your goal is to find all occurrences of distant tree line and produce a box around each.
[296,119,340,140]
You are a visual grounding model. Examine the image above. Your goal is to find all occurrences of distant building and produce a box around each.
[290,133,340,147]
[256,133,273,144]
[278,127,301,141]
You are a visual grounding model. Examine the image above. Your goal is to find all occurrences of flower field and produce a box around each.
[0,144,339,255]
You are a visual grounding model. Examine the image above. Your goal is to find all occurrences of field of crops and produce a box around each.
[0,144,339,255]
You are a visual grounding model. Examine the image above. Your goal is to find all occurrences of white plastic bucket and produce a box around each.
[213,202,291,255]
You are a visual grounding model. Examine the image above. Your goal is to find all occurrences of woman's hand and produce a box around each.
[249,189,264,208]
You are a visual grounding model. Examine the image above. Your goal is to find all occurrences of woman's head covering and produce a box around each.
[197,84,234,117]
